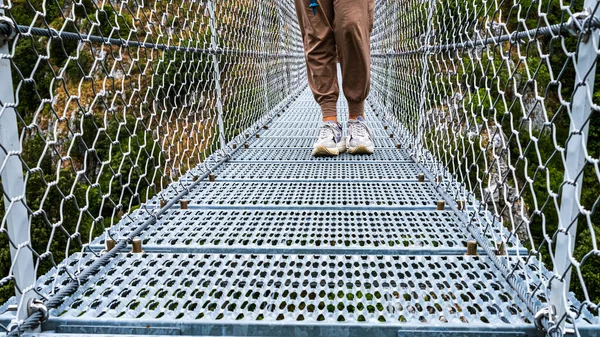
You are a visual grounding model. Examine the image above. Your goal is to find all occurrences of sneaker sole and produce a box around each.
[312,142,347,157]
[348,145,375,155]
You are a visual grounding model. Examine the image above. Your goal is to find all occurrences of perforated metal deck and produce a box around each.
[149,181,443,209]
[47,253,534,333]
[231,148,410,162]
[92,209,529,256]
[211,163,422,181]
[27,89,552,336]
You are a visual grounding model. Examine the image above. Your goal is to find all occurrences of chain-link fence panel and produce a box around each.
[0,0,304,333]
[216,1,305,144]
[371,0,600,335]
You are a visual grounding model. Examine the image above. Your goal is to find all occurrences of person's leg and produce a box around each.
[294,0,338,123]
[333,0,374,120]
[334,0,375,154]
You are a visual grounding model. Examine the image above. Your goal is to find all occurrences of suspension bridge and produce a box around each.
[0,1,599,336]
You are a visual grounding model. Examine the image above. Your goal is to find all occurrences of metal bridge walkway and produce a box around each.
[22,87,547,337]
[1,1,600,336]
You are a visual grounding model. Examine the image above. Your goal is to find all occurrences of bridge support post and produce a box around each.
[0,2,38,326]
[547,4,599,335]
[206,0,227,150]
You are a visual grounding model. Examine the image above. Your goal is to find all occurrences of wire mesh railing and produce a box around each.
[0,0,599,336]
[370,0,600,335]
[0,0,305,333]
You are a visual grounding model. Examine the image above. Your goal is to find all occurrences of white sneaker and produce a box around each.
[347,116,375,155]
[312,122,346,157]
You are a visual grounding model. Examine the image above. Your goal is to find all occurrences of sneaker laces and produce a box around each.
[318,123,339,140]
[349,120,371,139]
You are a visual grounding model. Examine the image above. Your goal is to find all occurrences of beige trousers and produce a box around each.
[294,0,374,118]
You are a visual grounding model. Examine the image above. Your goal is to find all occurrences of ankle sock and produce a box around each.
[349,115,365,121]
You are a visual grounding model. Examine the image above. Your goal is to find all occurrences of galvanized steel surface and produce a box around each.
[7,89,595,337]
[0,0,599,336]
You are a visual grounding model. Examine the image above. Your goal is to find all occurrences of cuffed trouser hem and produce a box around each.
[348,101,365,118]
[321,101,338,118]
[294,0,373,121]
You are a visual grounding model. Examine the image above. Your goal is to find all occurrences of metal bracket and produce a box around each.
[26,299,49,323]
[566,8,599,41]
[534,307,552,331]
[0,16,16,46]
[5,300,48,335]
[535,307,577,335]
